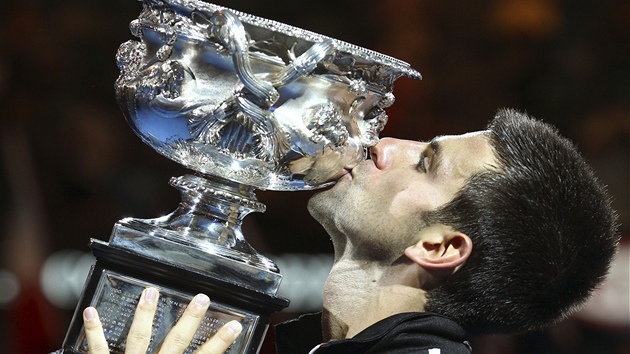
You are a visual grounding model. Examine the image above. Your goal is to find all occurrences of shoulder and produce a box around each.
[316,312,472,354]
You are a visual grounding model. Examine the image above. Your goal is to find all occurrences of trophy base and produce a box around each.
[60,240,289,354]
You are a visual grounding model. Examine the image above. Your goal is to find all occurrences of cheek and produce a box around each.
[387,186,437,220]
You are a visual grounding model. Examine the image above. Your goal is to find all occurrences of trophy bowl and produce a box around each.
[59,1,421,353]
[115,0,420,190]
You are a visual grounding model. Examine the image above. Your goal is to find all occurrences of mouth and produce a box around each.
[316,146,369,185]
[339,159,366,181]
[338,167,353,181]
[329,165,355,185]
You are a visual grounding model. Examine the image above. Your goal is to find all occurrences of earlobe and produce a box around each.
[404,227,472,271]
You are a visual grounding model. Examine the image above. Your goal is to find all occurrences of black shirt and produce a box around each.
[275,312,472,354]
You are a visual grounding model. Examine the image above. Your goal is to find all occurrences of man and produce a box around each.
[83,109,618,353]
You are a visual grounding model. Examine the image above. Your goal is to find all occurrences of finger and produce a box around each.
[159,293,210,354]
[83,307,109,354]
[125,287,160,354]
[195,320,242,354]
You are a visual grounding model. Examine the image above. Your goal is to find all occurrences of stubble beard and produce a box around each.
[307,187,413,263]
[306,173,420,263]
[307,187,342,235]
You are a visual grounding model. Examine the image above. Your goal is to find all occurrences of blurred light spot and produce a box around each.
[0,269,20,306]
[490,0,562,39]
[275,254,333,311]
[40,250,94,309]
[576,242,630,327]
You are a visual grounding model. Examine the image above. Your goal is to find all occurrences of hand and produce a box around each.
[83,287,242,353]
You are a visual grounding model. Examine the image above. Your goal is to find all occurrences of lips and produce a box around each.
[340,168,353,180]
[340,158,372,181]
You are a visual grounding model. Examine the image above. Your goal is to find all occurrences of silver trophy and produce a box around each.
[60,0,421,353]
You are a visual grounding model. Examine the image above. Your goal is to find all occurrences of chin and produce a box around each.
[307,186,341,221]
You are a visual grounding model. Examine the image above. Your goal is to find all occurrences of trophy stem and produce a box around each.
[162,174,265,252]
[109,174,282,295]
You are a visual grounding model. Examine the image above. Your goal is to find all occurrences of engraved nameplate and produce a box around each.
[73,270,258,353]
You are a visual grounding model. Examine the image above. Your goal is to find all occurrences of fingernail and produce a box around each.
[193,293,210,308]
[143,288,158,304]
[227,321,242,336]
[83,307,97,321]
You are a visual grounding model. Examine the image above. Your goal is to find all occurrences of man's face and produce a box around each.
[307,131,497,260]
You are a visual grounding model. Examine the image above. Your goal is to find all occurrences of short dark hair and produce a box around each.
[424,108,618,335]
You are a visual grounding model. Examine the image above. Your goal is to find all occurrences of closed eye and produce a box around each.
[418,154,429,172]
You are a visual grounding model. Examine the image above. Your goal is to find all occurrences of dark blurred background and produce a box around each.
[0,0,628,353]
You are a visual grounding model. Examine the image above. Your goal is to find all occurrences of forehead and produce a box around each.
[435,130,490,144]
[434,130,497,178]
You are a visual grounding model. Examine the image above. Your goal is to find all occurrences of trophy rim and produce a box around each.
[156,0,422,81]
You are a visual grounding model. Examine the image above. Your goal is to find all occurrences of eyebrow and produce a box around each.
[428,137,442,173]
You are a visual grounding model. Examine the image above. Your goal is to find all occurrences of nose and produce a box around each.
[369,138,426,170]
[369,137,403,170]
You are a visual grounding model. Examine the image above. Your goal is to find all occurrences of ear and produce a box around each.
[404,225,472,271]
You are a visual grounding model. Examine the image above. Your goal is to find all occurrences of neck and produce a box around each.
[322,251,429,340]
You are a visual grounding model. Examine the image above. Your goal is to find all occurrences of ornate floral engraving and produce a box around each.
[306,102,349,149]
[361,108,389,146]
[348,79,369,95]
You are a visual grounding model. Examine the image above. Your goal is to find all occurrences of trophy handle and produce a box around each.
[208,10,278,107]
[206,9,340,163]
[270,39,336,87]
